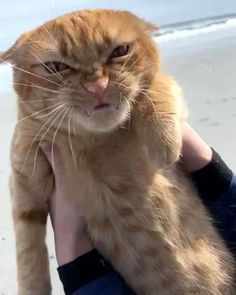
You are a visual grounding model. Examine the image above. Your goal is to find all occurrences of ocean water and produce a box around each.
[1,0,236,50]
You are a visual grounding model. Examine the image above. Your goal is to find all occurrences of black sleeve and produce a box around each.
[58,250,116,295]
[190,149,233,204]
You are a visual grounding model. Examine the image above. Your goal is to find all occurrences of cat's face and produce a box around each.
[1,9,159,133]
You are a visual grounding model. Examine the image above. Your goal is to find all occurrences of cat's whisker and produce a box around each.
[124,48,148,74]
[16,102,62,125]
[119,53,133,75]
[110,80,129,89]
[137,90,177,116]
[72,114,77,137]
[32,53,69,87]
[121,63,158,85]
[112,80,160,102]
[137,89,156,111]
[51,62,71,87]
[111,66,159,95]
[26,43,52,55]
[31,107,67,177]
[127,61,159,76]
[121,70,142,85]
[35,103,67,120]
[111,80,160,108]
[19,98,59,104]
[27,40,57,51]
[137,88,158,95]
[139,61,160,68]
[25,78,62,93]
[110,80,121,86]
[14,82,61,94]
[111,80,143,95]
[33,53,70,87]
[27,40,53,46]
[122,95,131,131]
[23,104,66,171]
[119,91,123,104]
[41,25,58,46]
[51,108,70,170]
[68,109,78,170]
[31,48,57,53]
[64,90,84,101]
[114,79,157,112]
[0,58,62,87]
[119,49,158,84]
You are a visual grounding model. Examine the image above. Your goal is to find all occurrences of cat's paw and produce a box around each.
[165,134,182,166]
[163,144,181,166]
[150,143,181,168]
[149,125,182,168]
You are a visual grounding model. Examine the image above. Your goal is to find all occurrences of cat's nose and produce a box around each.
[82,76,109,99]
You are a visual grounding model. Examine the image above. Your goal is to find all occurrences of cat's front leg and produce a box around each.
[133,74,186,168]
[11,144,53,295]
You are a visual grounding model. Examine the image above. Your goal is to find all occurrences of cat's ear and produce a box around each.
[0,41,20,65]
[0,46,16,63]
[121,11,159,34]
[142,22,160,34]
[0,34,27,64]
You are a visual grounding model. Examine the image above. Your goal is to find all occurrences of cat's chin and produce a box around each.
[74,101,131,133]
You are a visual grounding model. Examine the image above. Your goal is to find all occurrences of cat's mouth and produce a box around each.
[85,102,119,117]
[94,103,110,110]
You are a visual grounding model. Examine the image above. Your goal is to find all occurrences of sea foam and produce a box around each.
[155,14,236,43]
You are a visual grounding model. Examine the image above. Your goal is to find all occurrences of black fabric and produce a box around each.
[190,148,233,203]
[58,250,114,295]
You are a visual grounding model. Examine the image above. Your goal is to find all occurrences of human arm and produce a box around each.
[181,123,236,255]
[40,123,235,294]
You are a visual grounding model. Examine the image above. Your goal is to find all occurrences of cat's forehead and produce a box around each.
[28,9,140,63]
[0,9,157,66]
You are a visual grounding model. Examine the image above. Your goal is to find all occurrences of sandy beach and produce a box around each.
[159,23,236,170]
[0,23,236,294]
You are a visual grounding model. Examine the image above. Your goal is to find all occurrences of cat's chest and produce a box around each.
[61,129,153,212]
[75,131,142,175]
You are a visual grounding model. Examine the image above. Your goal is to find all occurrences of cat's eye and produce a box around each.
[110,44,130,59]
[44,61,71,74]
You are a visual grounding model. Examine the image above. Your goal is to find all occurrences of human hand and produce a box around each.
[181,122,212,173]
[40,143,93,267]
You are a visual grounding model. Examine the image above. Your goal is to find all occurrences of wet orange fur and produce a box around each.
[1,9,235,295]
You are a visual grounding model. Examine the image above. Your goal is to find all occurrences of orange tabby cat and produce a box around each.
[1,9,234,295]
